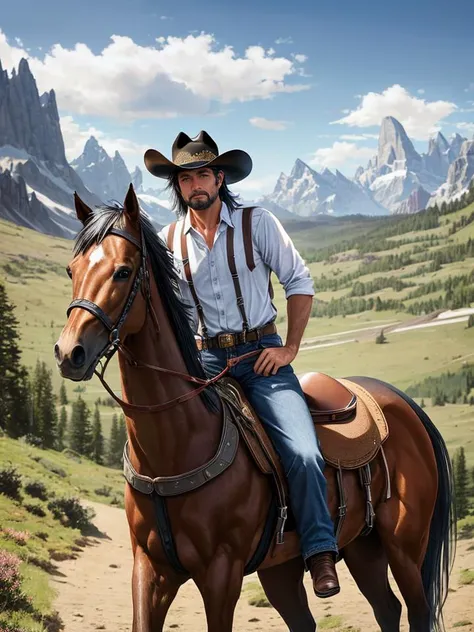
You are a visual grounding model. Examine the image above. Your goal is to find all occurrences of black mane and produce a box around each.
[74,204,219,412]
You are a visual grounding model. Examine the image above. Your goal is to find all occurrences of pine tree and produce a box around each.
[69,396,93,456]
[59,381,68,405]
[453,447,469,519]
[32,361,58,449]
[57,406,68,451]
[0,283,30,438]
[107,414,121,467]
[91,404,105,465]
[118,414,127,449]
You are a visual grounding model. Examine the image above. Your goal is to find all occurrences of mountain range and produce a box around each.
[0,57,473,239]
[260,116,474,217]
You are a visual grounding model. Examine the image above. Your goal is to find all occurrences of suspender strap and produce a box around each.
[242,207,256,271]
[167,221,177,252]
[226,224,250,332]
[242,207,274,300]
[180,223,209,340]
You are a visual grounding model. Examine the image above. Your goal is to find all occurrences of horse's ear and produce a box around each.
[124,183,140,227]
[74,192,93,225]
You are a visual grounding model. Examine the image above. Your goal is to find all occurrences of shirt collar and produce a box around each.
[184,201,235,234]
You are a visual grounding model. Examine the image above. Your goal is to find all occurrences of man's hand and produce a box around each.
[253,345,297,376]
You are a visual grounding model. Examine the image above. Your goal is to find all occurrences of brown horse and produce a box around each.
[55,185,455,632]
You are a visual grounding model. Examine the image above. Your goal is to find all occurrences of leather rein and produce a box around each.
[66,227,261,414]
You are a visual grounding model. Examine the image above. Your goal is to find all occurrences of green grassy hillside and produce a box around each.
[0,436,124,631]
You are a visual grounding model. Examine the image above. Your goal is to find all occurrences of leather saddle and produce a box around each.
[219,372,388,475]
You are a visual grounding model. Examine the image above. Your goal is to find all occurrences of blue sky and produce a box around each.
[1,0,474,199]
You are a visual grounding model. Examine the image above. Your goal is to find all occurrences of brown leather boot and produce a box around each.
[307,552,340,598]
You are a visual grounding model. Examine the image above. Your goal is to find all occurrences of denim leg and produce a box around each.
[201,339,338,561]
[235,361,338,560]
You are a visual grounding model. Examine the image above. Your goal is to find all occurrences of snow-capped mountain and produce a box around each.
[262,159,387,217]
[71,137,135,205]
[0,58,101,237]
[353,117,470,214]
[429,139,474,205]
[71,138,174,227]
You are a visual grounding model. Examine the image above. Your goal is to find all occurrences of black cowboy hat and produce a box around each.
[144,130,252,184]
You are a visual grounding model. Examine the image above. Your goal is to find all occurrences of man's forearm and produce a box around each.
[284,294,313,355]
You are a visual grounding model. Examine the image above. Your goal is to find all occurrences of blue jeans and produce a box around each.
[201,332,338,562]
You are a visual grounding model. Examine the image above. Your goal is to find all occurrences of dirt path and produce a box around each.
[52,500,474,631]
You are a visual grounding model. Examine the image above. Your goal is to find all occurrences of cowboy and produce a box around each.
[144,131,340,598]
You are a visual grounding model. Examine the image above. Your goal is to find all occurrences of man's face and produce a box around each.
[177,168,223,211]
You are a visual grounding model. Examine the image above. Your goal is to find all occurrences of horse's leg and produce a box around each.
[131,545,181,632]
[194,556,244,632]
[377,501,431,632]
[258,557,316,632]
[343,531,402,632]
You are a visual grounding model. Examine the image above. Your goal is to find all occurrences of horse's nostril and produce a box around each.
[54,343,60,361]
[71,345,86,368]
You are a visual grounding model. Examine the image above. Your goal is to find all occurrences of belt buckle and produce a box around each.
[218,333,235,348]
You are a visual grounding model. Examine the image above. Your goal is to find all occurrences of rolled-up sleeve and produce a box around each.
[254,208,314,298]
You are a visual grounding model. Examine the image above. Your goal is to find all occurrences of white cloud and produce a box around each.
[249,117,291,131]
[310,141,375,169]
[60,115,148,168]
[339,133,379,141]
[332,84,457,139]
[0,29,309,120]
[417,89,425,95]
[233,173,277,196]
[275,37,293,44]
[293,54,307,63]
[14,37,24,47]
[456,121,474,133]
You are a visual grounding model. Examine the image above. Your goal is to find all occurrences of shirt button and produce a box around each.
[220,310,225,315]
[210,261,215,266]
[216,293,221,299]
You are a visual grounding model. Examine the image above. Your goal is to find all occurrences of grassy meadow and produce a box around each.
[0,436,125,630]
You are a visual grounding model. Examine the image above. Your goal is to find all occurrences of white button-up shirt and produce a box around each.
[157,203,314,337]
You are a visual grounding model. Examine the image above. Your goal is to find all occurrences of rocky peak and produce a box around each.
[428,131,449,155]
[131,166,143,191]
[71,137,133,203]
[0,57,67,165]
[290,158,318,181]
[377,116,422,171]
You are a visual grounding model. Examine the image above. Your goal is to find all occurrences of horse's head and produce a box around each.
[55,184,149,381]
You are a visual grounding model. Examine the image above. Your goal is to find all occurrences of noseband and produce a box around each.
[65,226,261,414]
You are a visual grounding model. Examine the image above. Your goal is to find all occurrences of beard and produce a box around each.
[186,190,219,211]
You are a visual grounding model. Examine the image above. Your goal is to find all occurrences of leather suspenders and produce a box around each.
[166,207,273,339]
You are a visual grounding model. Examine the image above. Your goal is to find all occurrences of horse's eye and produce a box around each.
[113,267,131,281]
[66,266,72,279]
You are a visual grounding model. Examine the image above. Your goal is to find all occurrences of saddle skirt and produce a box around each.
[219,372,389,473]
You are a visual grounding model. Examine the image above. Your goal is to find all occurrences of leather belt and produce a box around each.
[196,322,277,351]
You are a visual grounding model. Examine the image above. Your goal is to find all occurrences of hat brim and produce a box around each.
[144,148,252,184]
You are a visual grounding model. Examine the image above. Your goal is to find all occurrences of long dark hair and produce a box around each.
[166,168,241,218]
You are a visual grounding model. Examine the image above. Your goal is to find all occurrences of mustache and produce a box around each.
[190,191,209,198]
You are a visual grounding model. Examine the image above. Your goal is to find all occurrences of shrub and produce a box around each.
[24,481,49,501]
[0,623,29,632]
[24,503,46,518]
[94,485,112,497]
[1,529,30,546]
[0,466,22,501]
[47,497,95,532]
[0,550,32,611]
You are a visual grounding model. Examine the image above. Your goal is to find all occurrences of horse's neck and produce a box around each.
[118,291,221,478]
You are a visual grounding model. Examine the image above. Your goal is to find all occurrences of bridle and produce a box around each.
[65,226,260,414]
